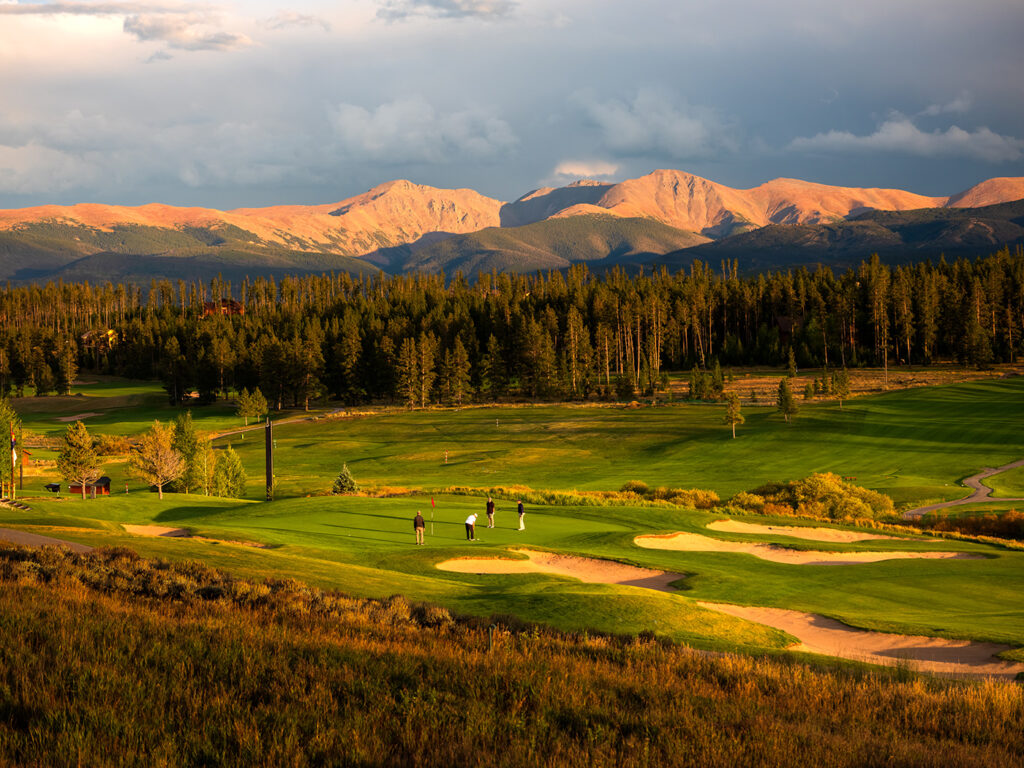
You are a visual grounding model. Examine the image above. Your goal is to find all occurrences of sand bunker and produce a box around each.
[707,519,898,543]
[437,549,684,591]
[699,602,1024,680]
[635,532,983,565]
[123,525,190,537]
[56,412,102,422]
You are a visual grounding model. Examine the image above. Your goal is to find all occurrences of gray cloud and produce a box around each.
[263,11,331,31]
[0,2,192,15]
[329,97,517,164]
[0,1,250,55]
[789,116,1023,163]
[377,0,515,21]
[920,93,973,117]
[123,13,250,51]
[578,89,737,160]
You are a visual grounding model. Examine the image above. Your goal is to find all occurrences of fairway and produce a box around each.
[219,378,1024,508]
[8,376,1024,671]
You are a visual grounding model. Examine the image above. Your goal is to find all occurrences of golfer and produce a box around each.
[465,512,478,541]
[486,496,496,528]
[517,500,525,531]
[413,510,426,545]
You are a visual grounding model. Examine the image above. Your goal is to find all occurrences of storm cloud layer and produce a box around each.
[1,0,1021,208]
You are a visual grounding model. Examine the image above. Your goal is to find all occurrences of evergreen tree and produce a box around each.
[0,398,19,491]
[55,339,78,396]
[711,359,724,399]
[804,381,815,400]
[447,337,472,405]
[833,368,851,410]
[332,463,359,495]
[57,421,102,499]
[171,411,202,494]
[787,347,798,379]
[417,332,438,408]
[723,392,745,439]
[129,421,183,500]
[396,337,419,408]
[212,446,247,498]
[777,378,798,423]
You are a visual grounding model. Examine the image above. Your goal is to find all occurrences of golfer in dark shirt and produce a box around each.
[486,497,496,528]
[517,500,525,531]
[414,511,426,545]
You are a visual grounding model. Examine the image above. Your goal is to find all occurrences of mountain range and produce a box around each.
[1,170,1023,283]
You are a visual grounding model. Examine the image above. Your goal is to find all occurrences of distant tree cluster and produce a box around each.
[1,248,1023,408]
[53,412,247,500]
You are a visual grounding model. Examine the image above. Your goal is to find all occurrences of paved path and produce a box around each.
[0,527,93,553]
[903,458,1024,519]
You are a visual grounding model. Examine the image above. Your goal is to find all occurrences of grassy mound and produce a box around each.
[1,544,1022,766]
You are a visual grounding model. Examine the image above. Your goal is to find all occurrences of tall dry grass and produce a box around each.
[0,543,1021,767]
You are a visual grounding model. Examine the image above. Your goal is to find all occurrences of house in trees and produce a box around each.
[69,476,111,497]
[80,329,118,352]
[202,298,245,317]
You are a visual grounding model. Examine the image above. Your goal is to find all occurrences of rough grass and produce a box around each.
[0,544,1022,767]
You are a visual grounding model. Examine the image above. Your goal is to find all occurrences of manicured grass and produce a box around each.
[988,466,1024,498]
[215,378,1024,508]
[8,377,1024,658]
[14,375,320,439]
[15,490,1024,653]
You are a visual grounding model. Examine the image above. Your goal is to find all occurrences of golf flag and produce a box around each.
[9,423,14,467]
[430,496,435,508]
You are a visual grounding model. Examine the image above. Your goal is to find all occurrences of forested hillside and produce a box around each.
[0,248,1022,409]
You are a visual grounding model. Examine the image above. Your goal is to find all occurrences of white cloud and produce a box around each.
[329,97,516,164]
[263,11,331,31]
[551,160,618,179]
[377,0,514,21]
[789,116,1024,163]
[920,93,972,117]
[577,89,736,160]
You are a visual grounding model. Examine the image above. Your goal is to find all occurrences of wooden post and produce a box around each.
[265,417,273,501]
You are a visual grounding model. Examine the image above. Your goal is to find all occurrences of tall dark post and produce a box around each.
[265,417,274,501]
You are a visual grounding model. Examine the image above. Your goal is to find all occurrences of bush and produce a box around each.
[332,464,359,495]
[730,492,765,512]
[620,480,650,496]
[750,473,894,520]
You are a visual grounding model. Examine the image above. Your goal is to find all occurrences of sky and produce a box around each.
[1,0,1022,209]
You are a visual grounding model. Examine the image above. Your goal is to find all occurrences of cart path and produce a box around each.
[0,527,93,553]
[903,458,1024,519]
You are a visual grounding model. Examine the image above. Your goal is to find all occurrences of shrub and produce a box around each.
[730,492,766,512]
[332,464,359,495]
[620,480,650,496]
[750,473,894,520]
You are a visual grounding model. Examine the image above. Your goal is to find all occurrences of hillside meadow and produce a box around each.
[5,374,1024,665]
[0,544,1021,768]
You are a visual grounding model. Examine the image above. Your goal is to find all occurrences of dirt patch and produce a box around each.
[436,548,685,591]
[634,532,983,565]
[699,602,1024,680]
[55,412,102,422]
[0,527,93,553]
[706,519,898,543]
[122,524,269,549]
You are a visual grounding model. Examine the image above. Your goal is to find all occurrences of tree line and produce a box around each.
[0,247,1022,408]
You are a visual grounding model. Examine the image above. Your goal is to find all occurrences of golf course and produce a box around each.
[5,372,1024,678]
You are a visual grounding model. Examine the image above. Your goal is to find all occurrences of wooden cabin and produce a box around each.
[202,298,245,317]
[69,476,111,497]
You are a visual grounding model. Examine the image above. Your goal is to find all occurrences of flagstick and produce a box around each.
[430,510,434,536]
